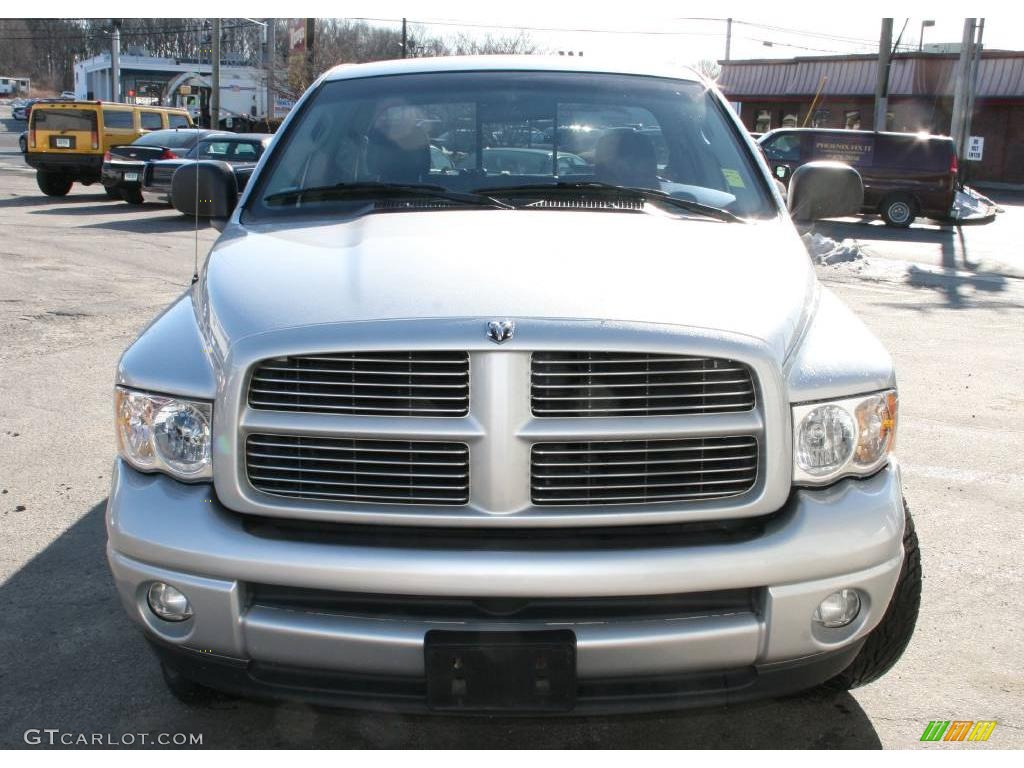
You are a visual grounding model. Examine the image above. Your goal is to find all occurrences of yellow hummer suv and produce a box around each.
[24,100,192,197]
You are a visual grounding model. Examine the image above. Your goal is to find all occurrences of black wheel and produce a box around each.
[881,194,916,228]
[122,188,144,205]
[824,500,921,690]
[36,171,73,197]
[19,135,27,153]
[103,186,121,200]
[159,661,225,706]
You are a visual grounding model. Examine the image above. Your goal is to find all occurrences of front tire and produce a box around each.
[825,500,921,690]
[881,194,916,228]
[36,171,72,197]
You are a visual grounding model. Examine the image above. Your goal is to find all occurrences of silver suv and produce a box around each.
[107,56,920,714]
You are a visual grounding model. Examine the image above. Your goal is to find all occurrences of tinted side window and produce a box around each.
[231,142,259,160]
[103,110,134,129]
[168,114,191,129]
[762,133,802,161]
[140,112,163,130]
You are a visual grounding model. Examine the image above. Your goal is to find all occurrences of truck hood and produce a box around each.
[199,210,815,361]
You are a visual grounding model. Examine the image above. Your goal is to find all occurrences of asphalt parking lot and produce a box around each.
[1,104,1022,748]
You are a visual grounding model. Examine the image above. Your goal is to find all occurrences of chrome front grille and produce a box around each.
[248,352,470,417]
[531,352,755,417]
[531,437,758,506]
[246,434,470,505]
[224,324,784,525]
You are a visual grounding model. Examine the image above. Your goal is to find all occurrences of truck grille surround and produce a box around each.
[232,334,773,522]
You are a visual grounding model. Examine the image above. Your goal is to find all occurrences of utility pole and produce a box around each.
[211,18,221,130]
[725,18,732,61]
[950,18,976,158]
[401,18,408,58]
[873,18,893,132]
[305,18,316,88]
[266,19,275,126]
[962,18,985,162]
[110,19,121,102]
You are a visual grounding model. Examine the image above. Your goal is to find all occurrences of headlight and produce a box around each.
[792,390,897,485]
[115,387,212,481]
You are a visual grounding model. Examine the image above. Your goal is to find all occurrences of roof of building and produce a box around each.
[718,51,1024,99]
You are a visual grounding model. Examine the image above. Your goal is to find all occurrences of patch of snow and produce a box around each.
[801,232,866,265]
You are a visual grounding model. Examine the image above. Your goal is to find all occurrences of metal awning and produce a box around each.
[718,53,1024,99]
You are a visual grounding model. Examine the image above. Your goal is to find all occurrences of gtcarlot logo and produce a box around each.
[24,729,203,747]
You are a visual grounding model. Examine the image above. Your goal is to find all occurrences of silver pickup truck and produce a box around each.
[107,56,919,714]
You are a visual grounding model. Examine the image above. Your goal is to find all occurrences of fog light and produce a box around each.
[147,582,193,622]
[813,589,861,628]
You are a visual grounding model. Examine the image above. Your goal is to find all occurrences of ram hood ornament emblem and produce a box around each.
[487,319,515,344]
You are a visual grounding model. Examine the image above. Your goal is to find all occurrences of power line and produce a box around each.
[343,16,725,37]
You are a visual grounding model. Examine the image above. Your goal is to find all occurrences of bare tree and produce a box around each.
[694,58,721,81]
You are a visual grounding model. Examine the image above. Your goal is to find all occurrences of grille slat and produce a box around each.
[246,434,470,505]
[531,437,758,506]
[532,352,755,417]
[249,351,470,417]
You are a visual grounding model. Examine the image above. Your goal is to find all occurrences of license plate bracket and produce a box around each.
[425,630,576,712]
[123,172,139,182]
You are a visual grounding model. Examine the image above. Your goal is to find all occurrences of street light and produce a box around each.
[919,19,935,52]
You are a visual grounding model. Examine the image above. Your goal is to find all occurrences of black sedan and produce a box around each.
[102,129,215,204]
[142,132,271,204]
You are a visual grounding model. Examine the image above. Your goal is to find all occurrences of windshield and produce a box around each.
[133,130,200,148]
[190,139,263,160]
[246,71,774,221]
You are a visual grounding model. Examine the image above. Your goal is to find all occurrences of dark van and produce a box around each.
[758,128,957,227]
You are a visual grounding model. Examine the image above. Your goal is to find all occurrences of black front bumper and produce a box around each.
[149,635,863,716]
[25,152,102,182]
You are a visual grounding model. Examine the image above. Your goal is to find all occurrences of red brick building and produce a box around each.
[718,51,1024,184]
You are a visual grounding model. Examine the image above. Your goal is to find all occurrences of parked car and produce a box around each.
[142,132,271,204]
[59,90,76,100]
[110,56,917,714]
[102,128,214,204]
[12,98,39,121]
[24,101,193,197]
[455,147,591,175]
[758,128,958,227]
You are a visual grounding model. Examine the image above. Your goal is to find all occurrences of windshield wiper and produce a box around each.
[472,181,742,223]
[264,181,512,209]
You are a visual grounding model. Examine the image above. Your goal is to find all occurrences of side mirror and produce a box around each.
[787,161,863,222]
[171,160,238,225]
